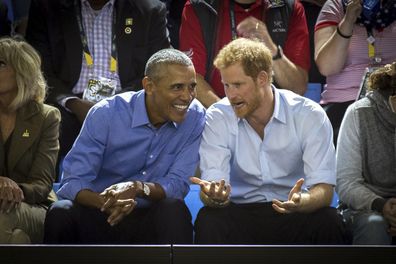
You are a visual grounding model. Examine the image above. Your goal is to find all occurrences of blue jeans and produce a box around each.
[344,210,393,245]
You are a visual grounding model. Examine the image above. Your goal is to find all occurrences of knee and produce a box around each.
[0,213,14,243]
[310,207,347,243]
[315,207,344,230]
[352,213,391,245]
[45,200,74,230]
[154,198,191,223]
[195,206,226,230]
[0,212,30,244]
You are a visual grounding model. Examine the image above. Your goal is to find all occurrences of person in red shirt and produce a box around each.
[180,0,310,107]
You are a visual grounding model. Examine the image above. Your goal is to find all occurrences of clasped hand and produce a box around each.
[383,198,396,236]
[0,176,24,214]
[99,182,138,226]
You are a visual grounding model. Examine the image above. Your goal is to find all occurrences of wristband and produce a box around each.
[336,26,352,39]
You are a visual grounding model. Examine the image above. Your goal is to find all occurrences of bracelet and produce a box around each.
[199,190,230,208]
[336,26,352,39]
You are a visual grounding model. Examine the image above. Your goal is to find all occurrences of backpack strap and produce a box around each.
[191,0,220,81]
[266,0,294,47]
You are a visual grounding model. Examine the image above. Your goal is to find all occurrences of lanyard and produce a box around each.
[366,27,381,65]
[229,0,238,40]
[74,0,117,72]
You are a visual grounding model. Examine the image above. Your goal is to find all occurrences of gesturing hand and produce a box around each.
[190,177,231,207]
[272,178,305,214]
[0,176,24,213]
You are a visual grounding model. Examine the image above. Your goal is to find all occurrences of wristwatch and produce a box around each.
[272,45,283,61]
[142,182,150,197]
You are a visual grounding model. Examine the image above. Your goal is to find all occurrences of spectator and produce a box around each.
[314,0,396,145]
[336,62,396,245]
[160,0,187,49]
[179,0,310,108]
[25,0,170,157]
[192,38,345,245]
[0,1,11,36]
[44,49,205,244]
[0,37,60,243]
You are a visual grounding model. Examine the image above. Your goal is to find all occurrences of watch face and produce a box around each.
[143,183,150,196]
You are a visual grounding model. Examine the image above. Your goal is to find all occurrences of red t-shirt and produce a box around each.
[180,0,310,98]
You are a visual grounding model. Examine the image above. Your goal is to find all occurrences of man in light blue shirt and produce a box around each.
[44,49,205,244]
[192,38,346,244]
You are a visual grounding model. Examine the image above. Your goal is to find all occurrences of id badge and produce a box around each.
[83,76,117,103]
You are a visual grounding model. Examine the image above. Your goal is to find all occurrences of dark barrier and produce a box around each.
[172,245,396,264]
[1,245,171,264]
[1,244,395,264]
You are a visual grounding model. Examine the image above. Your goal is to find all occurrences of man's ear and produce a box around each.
[256,70,269,86]
[142,76,154,95]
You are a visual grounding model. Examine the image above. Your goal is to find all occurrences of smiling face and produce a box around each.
[221,62,269,119]
[144,64,197,127]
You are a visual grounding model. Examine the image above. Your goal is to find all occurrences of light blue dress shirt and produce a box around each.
[57,90,206,201]
[199,87,336,203]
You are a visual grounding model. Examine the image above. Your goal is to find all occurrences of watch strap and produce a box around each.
[272,45,283,61]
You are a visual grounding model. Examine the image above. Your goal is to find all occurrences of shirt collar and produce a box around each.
[131,91,151,128]
[236,85,286,124]
[81,0,115,9]
[271,85,286,124]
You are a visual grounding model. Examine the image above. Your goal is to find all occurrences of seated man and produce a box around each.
[192,38,345,244]
[336,62,396,245]
[44,49,205,244]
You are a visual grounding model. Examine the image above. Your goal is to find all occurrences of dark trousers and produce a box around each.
[322,101,354,147]
[194,202,347,245]
[44,198,193,244]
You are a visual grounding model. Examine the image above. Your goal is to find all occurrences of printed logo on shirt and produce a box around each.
[272,20,286,33]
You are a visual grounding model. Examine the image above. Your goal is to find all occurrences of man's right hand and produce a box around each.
[65,98,95,123]
[190,177,231,205]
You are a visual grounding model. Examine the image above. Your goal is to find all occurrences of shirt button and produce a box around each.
[149,155,153,159]
[142,171,146,175]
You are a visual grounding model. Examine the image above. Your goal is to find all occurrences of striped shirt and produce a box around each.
[315,0,396,104]
[72,0,121,96]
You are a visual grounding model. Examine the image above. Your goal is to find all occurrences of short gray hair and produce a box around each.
[144,48,193,82]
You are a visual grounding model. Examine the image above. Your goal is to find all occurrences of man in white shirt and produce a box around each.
[192,38,346,244]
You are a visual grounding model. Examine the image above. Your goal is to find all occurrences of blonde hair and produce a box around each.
[214,38,273,83]
[0,37,46,111]
[368,62,396,93]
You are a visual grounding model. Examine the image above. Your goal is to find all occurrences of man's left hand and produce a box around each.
[272,178,305,214]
